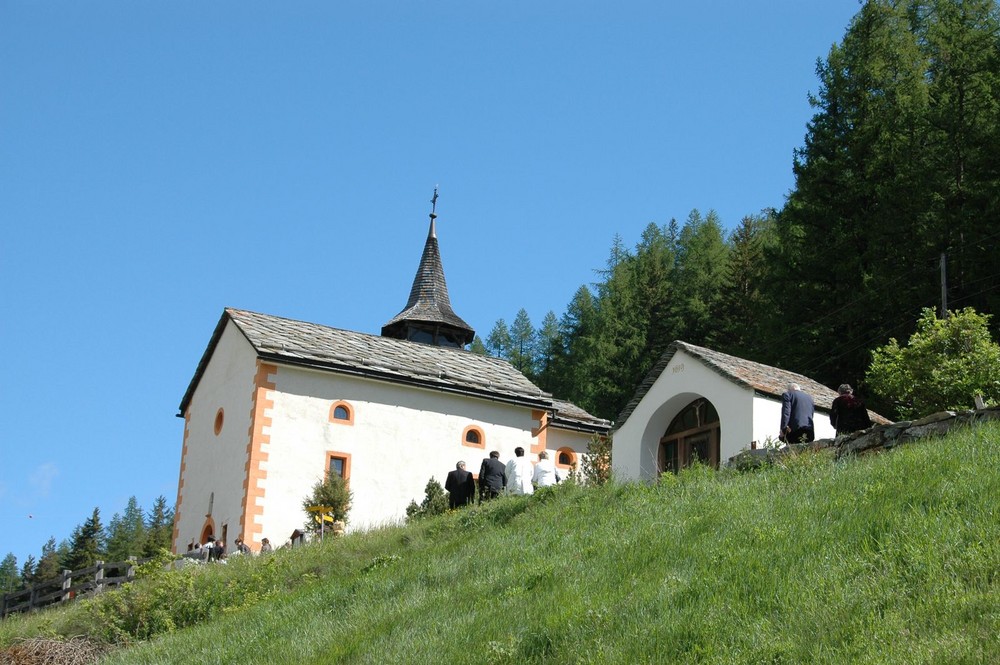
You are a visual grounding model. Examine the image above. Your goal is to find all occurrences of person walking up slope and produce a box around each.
[505,447,534,495]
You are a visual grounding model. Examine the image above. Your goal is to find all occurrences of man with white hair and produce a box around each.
[779,382,815,444]
[445,461,476,509]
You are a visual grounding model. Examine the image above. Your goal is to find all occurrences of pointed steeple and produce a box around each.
[381,189,476,347]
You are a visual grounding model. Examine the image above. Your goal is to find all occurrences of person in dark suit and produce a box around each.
[830,383,873,435]
[445,461,476,509]
[780,382,815,444]
[478,450,507,502]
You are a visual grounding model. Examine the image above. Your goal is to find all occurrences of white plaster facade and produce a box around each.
[612,343,837,482]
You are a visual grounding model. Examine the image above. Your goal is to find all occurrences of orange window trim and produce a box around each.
[326,451,353,486]
[462,425,486,449]
[241,361,276,544]
[329,400,355,425]
[555,447,578,469]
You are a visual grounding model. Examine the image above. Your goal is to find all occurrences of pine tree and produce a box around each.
[534,311,564,392]
[63,507,106,571]
[143,495,175,557]
[710,211,779,359]
[302,474,353,533]
[673,210,730,345]
[773,0,1000,386]
[34,537,61,582]
[923,0,1000,321]
[19,555,36,586]
[0,553,20,594]
[106,496,147,562]
[631,221,681,380]
[468,336,488,355]
[508,309,538,377]
[485,319,512,359]
[404,477,449,522]
[550,286,599,410]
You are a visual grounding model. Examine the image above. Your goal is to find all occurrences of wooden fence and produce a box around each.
[1,558,142,619]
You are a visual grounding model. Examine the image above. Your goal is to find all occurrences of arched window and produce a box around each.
[329,401,354,425]
[462,425,485,449]
[659,398,721,473]
[555,447,577,469]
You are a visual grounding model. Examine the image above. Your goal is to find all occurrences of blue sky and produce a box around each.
[0,1,860,567]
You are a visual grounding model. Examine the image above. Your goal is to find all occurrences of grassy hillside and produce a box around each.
[4,422,999,664]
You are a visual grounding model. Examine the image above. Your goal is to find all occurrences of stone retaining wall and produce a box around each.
[729,405,1000,469]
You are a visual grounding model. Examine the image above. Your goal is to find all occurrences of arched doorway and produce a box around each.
[659,398,721,473]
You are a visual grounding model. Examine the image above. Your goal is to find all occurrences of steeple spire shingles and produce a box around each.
[381,191,475,347]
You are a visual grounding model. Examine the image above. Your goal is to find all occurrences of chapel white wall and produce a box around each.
[544,427,596,477]
[174,322,258,552]
[260,366,547,541]
[753,395,836,442]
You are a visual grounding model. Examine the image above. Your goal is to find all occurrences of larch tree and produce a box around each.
[0,553,20,593]
[33,537,62,582]
[485,318,512,359]
[62,508,106,571]
[105,496,147,562]
[143,495,175,557]
[508,308,538,378]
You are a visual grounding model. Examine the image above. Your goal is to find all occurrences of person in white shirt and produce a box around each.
[532,450,561,488]
[505,446,534,495]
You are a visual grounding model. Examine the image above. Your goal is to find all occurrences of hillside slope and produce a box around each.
[6,423,1000,664]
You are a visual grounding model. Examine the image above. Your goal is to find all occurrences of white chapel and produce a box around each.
[612,341,867,481]
[171,203,610,552]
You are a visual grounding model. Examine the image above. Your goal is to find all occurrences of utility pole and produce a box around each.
[940,252,948,318]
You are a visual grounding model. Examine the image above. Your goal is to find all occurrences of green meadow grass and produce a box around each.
[4,422,999,664]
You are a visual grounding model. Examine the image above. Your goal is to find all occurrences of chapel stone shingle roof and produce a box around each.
[179,308,609,434]
[615,340,887,427]
[550,398,612,433]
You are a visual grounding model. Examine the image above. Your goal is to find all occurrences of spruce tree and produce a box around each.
[508,309,538,377]
[673,210,730,345]
[0,553,20,593]
[34,537,62,582]
[468,336,488,355]
[534,311,564,393]
[106,496,147,562]
[710,211,778,359]
[63,508,106,571]
[773,0,1000,386]
[485,319,512,359]
[143,495,175,556]
[19,555,36,586]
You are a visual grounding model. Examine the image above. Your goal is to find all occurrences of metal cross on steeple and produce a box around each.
[430,186,439,220]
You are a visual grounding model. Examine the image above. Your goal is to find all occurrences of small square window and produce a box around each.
[330,457,345,477]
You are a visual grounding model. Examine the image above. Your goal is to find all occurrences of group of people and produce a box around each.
[184,535,273,561]
[779,382,873,444]
[444,447,563,508]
